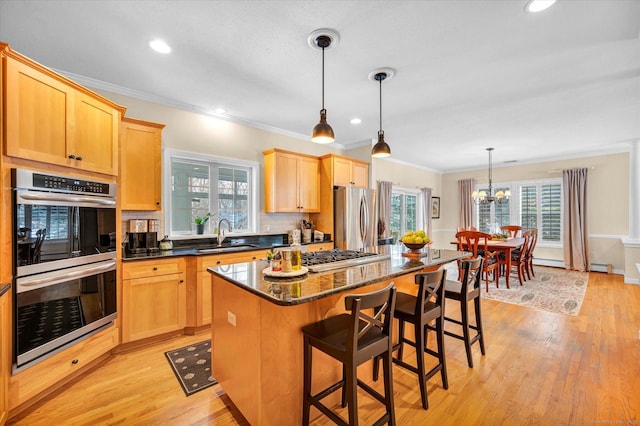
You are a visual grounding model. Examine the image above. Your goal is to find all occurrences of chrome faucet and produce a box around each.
[217,218,232,246]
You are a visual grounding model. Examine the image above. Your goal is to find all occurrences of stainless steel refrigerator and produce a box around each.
[334,186,377,251]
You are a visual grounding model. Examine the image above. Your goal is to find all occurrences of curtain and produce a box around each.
[563,168,590,272]
[420,187,432,239]
[458,178,474,229]
[377,181,393,239]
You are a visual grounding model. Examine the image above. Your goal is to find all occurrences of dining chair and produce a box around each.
[373,268,448,410]
[32,228,47,264]
[499,230,531,286]
[455,230,499,291]
[301,282,397,426]
[443,257,485,368]
[500,225,523,238]
[525,229,539,279]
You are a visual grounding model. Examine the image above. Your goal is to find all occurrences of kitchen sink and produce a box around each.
[197,244,259,254]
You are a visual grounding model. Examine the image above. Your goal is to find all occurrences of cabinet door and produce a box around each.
[121,120,163,210]
[72,93,119,175]
[0,287,8,424]
[298,156,320,212]
[351,161,369,188]
[271,152,299,212]
[4,56,72,166]
[333,156,353,187]
[122,273,186,342]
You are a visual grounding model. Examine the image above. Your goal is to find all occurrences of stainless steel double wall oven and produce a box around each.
[12,168,117,371]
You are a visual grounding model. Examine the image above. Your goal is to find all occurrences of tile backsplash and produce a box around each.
[121,211,313,241]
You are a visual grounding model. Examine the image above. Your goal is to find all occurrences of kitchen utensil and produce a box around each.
[159,235,173,251]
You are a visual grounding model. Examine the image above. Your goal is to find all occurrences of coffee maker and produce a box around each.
[126,232,158,254]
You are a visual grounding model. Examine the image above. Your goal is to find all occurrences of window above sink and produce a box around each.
[163,149,259,238]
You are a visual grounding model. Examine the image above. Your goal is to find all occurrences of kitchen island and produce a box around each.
[208,247,468,425]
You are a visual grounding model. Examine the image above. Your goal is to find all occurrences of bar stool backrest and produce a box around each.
[344,282,396,362]
[414,268,447,317]
[460,257,483,296]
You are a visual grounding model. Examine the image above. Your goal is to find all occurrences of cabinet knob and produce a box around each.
[153,267,158,271]
[156,201,160,205]
[216,261,221,265]
[179,279,184,284]
[68,154,76,159]
[76,156,83,161]
[71,359,79,365]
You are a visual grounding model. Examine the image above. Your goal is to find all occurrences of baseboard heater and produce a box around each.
[534,258,613,274]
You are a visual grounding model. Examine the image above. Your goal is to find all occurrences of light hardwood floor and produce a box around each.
[7,271,640,425]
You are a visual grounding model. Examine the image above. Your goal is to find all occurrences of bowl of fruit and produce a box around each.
[400,230,431,253]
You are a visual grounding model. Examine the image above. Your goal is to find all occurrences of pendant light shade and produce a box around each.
[372,130,391,158]
[371,71,392,158]
[311,34,334,144]
[312,108,334,144]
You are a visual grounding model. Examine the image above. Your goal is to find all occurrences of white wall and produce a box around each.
[440,153,629,271]
[103,90,632,274]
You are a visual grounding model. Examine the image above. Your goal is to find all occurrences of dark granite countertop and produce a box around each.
[122,239,333,262]
[208,247,470,306]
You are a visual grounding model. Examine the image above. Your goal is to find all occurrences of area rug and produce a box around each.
[444,265,588,316]
[165,339,217,396]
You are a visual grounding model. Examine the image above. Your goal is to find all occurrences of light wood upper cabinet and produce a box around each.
[2,45,125,176]
[311,154,370,244]
[263,148,320,213]
[331,154,369,188]
[120,117,165,210]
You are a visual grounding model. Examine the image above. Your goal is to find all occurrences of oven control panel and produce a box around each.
[33,173,110,194]
[12,168,116,197]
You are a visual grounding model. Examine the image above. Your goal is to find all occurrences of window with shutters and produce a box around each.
[476,185,511,233]
[164,149,258,236]
[474,179,562,245]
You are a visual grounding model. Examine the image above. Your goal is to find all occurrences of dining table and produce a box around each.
[451,237,525,288]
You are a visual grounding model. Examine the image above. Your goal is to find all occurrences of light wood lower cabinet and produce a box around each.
[186,250,263,333]
[8,325,118,413]
[0,286,9,425]
[122,258,186,343]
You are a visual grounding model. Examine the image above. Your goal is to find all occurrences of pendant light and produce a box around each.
[311,34,335,144]
[371,70,393,158]
[472,147,511,205]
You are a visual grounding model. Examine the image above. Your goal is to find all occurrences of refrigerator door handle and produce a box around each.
[360,192,369,246]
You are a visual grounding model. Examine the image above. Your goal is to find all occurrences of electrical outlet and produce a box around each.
[227,311,236,327]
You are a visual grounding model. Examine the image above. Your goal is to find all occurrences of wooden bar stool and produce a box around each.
[443,257,486,368]
[373,268,448,410]
[301,282,397,426]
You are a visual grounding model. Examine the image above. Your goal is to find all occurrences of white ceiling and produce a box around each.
[1,0,638,172]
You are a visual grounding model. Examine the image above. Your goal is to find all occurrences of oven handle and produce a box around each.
[17,261,116,290]
[18,192,116,206]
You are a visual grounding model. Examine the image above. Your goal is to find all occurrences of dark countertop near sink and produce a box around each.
[122,233,333,262]
[208,246,470,306]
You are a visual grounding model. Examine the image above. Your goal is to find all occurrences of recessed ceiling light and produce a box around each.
[350,118,362,124]
[525,0,557,13]
[149,39,171,54]
[213,107,227,115]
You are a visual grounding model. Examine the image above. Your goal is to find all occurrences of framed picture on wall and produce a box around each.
[432,196,440,219]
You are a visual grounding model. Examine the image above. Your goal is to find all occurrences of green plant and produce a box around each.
[194,212,212,225]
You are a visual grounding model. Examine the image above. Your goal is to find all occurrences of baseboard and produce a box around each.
[533,259,625,275]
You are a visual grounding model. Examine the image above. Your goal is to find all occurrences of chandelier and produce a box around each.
[472,147,511,205]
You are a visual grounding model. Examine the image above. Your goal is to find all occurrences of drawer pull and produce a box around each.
[216,261,221,265]
[71,359,79,365]
[153,267,158,271]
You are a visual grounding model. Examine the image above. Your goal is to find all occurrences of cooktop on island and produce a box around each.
[302,249,390,272]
